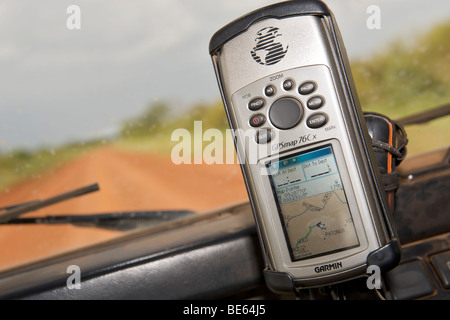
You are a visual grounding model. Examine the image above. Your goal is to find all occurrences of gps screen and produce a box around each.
[267,145,360,261]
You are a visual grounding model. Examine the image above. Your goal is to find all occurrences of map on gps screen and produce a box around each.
[268,145,360,261]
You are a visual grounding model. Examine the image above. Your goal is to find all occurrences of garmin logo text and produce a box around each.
[314,261,343,273]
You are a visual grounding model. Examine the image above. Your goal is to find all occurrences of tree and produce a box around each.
[120,102,169,138]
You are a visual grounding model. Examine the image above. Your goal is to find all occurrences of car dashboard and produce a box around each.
[0,147,448,300]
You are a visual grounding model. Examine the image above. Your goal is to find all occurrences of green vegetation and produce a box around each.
[351,21,450,155]
[120,102,170,138]
[352,22,450,118]
[0,140,107,191]
[114,100,230,154]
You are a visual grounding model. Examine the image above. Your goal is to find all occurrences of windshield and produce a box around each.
[0,0,449,273]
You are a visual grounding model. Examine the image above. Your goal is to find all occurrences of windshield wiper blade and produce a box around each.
[1,210,195,231]
[0,200,41,211]
[396,103,450,125]
[0,183,99,223]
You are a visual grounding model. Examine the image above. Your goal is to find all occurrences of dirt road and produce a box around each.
[0,147,248,272]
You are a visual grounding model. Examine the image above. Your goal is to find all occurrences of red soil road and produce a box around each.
[0,147,248,272]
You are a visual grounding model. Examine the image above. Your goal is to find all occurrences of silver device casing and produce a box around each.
[209,1,399,291]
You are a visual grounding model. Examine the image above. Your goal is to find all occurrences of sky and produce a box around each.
[0,0,449,151]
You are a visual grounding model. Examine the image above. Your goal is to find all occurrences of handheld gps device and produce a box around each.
[209,0,400,293]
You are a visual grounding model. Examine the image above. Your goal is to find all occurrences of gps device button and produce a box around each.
[306,113,328,128]
[298,81,316,95]
[269,97,303,130]
[283,79,294,91]
[265,85,276,97]
[307,96,324,110]
[255,129,273,144]
[249,114,265,127]
[248,98,265,111]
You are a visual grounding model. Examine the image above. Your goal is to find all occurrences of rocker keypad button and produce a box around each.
[269,97,303,130]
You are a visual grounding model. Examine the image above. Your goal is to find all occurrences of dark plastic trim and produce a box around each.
[263,268,296,294]
[0,203,265,300]
[367,239,402,273]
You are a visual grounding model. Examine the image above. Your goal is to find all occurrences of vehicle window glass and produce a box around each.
[0,0,449,273]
